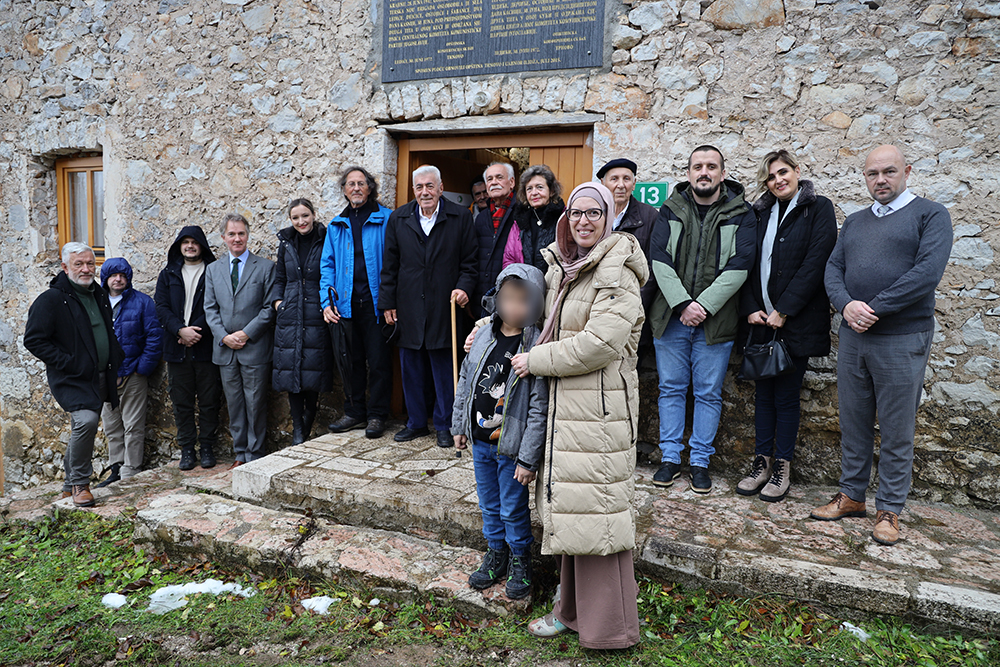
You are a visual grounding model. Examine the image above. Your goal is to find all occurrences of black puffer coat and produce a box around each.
[272,224,333,393]
[512,198,564,274]
[738,179,838,359]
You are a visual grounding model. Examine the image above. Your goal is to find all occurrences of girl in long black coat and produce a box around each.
[272,198,333,444]
[737,151,837,503]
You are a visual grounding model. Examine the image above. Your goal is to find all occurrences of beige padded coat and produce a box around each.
[527,232,649,557]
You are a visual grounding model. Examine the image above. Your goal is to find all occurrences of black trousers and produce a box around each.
[345,297,392,421]
[167,353,222,453]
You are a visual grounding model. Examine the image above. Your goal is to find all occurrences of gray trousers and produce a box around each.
[64,372,107,491]
[219,360,270,463]
[101,373,149,479]
[836,327,933,514]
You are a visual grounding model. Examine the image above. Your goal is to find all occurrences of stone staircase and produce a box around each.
[6,428,1000,631]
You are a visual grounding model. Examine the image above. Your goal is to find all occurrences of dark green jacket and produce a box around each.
[649,179,756,345]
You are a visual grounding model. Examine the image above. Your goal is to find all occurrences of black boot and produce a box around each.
[301,404,316,444]
[505,554,533,600]
[291,418,306,446]
[94,463,121,489]
[468,546,509,589]
[179,448,197,471]
[200,445,217,469]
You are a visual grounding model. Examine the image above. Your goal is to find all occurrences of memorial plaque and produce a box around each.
[382,0,605,83]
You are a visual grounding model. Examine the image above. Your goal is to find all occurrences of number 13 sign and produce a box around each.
[635,182,670,207]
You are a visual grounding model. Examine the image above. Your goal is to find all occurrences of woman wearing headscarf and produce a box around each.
[510,181,648,649]
[501,164,565,273]
[737,150,837,502]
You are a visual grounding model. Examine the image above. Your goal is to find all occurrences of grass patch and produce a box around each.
[1,511,996,666]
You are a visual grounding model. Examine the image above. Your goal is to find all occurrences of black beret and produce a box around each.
[596,158,638,179]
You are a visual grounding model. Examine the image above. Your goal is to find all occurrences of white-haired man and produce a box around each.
[472,161,518,317]
[25,242,124,507]
[379,165,478,447]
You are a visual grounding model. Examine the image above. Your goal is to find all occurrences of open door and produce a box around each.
[387,129,593,418]
[395,131,593,207]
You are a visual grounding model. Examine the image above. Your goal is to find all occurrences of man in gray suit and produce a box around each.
[204,213,277,468]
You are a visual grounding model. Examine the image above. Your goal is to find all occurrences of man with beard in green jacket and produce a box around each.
[648,145,756,494]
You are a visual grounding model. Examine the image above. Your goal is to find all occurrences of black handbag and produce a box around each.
[739,326,796,381]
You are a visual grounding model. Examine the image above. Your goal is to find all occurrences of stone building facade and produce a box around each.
[1,0,997,505]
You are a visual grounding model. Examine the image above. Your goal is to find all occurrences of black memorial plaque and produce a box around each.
[383,0,605,83]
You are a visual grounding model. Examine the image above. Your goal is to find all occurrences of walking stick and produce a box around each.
[451,293,461,458]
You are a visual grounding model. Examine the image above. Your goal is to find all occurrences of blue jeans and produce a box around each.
[472,439,533,555]
[653,318,734,469]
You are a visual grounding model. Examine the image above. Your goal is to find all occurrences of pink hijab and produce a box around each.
[537,181,616,344]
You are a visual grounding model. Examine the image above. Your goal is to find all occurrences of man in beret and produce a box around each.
[598,157,660,355]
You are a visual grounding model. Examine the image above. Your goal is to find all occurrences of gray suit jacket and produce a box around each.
[204,251,277,366]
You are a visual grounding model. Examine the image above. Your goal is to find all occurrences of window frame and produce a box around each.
[55,155,105,262]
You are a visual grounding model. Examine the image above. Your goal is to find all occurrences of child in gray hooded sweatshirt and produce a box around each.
[452,263,548,600]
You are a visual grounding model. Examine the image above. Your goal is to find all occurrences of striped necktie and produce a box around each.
[877,204,891,217]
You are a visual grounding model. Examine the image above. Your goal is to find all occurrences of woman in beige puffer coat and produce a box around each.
[513,181,647,650]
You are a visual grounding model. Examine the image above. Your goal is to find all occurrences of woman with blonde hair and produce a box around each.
[736,150,837,501]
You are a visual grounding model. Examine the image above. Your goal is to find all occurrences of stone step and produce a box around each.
[203,431,1000,634]
[56,489,530,618]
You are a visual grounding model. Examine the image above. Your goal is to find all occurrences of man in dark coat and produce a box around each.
[598,157,660,346]
[154,225,222,471]
[379,164,479,447]
[24,242,124,507]
[96,257,163,486]
[472,162,518,317]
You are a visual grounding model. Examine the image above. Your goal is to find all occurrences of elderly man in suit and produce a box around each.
[379,165,478,448]
[204,213,277,467]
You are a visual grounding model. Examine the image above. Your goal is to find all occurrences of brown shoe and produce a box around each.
[810,492,866,521]
[60,490,72,500]
[228,460,242,470]
[872,510,900,546]
[71,484,96,508]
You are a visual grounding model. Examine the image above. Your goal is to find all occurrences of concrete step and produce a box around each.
[200,431,1000,634]
[54,488,530,618]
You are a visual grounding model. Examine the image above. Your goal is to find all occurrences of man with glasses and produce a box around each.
[647,146,756,494]
[321,166,394,439]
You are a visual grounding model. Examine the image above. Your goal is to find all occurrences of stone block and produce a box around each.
[703,0,784,30]
[913,583,1000,633]
[232,454,306,501]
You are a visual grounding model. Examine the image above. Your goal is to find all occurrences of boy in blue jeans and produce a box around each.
[452,263,548,600]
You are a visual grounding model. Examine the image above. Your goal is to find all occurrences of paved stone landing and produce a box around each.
[204,430,1000,633]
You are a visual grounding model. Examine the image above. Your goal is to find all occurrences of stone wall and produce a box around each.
[1,0,997,505]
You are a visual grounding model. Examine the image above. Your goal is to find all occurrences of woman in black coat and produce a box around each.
[736,150,837,503]
[272,198,333,444]
[502,164,565,274]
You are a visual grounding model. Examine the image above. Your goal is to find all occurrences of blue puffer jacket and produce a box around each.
[318,201,392,319]
[100,257,164,377]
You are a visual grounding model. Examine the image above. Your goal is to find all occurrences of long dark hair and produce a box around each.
[288,198,316,217]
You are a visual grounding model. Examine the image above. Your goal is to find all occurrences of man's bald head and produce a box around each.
[863,144,911,205]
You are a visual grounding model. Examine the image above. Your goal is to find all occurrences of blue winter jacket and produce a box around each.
[100,257,164,377]
[318,201,391,319]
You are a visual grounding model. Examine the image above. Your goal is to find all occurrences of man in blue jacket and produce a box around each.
[320,166,393,439]
[154,226,221,470]
[96,257,164,486]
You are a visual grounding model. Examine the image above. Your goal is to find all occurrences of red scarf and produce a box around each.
[490,192,514,234]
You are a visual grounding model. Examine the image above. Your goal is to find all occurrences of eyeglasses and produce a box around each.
[566,208,605,222]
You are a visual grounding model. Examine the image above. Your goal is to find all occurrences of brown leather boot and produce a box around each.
[872,510,900,546]
[71,484,96,508]
[810,492,866,521]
